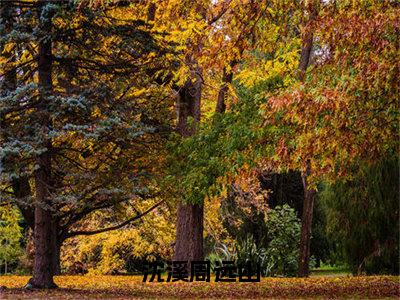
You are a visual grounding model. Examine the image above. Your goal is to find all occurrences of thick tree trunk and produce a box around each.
[174,58,236,261]
[31,137,58,287]
[173,203,204,261]
[29,1,58,288]
[173,66,204,262]
[176,72,201,137]
[31,186,58,288]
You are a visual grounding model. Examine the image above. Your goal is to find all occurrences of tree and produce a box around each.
[297,0,319,277]
[263,0,398,180]
[261,0,398,275]
[61,204,175,275]
[320,157,399,275]
[152,0,264,263]
[1,0,173,288]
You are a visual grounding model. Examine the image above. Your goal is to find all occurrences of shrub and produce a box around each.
[0,206,23,274]
[262,204,300,276]
[208,205,301,277]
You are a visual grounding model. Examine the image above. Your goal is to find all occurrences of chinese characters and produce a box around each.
[143,260,260,283]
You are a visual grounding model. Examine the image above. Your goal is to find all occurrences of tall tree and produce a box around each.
[30,0,58,287]
[262,0,398,277]
[321,158,399,275]
[158,0,262,262]
[297,0,319,278]
[173,63,204,262]
[0,0,173,288]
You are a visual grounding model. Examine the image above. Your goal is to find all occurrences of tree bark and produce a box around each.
[12,178,34,229]
[31,184,58,288]
[298,30,314,81]
[215,67,233,114]
[29,0,58,288]
[297,1,317,81]
[51,237,61,276]
[298,166,316,277]
[176,71,201,137]
[173,65,204,262]
[174,203,204,261]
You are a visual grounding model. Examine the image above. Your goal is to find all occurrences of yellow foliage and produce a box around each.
[62,205,175,275]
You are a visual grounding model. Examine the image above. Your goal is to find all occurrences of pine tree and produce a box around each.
[0,0,173,288]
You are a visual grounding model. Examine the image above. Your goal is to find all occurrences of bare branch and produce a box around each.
[65,199,165,238]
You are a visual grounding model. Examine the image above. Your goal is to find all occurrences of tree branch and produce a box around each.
[208,0,233,25]
[65,199,164,238]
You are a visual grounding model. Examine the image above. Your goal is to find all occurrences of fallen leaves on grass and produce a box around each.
[0,275,399,299]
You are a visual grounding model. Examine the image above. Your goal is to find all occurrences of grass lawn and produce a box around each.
[0,275,399,299]
[311,265,351,277]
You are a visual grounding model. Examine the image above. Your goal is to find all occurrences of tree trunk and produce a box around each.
[173,203,204,261]
[215,67,233,114]
[298,169,316,277]
[29,0,58,288]
[51,239,61,275]
[12,178,34,229]
[176,71,201,138]
[298,31,314,81]
[31,189,58,288]
[297,1,317,81]
[173,66,204,262]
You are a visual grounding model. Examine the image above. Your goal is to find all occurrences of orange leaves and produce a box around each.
[276,138,289,162]
[257,2,399,182]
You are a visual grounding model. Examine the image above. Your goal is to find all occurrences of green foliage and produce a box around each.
[262,205,300,276]
[0,206,23,274]
[320,157,399,275]
[208,205,300,277]
[166,79,283,205]
[235,234,269,275]
[310,198,332,267]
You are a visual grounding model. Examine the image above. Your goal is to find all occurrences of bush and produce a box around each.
[0,206,23,274]
[209,205,301,277]
[261,205,300,276]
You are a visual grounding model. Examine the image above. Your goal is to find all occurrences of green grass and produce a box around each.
[311,264,351,277]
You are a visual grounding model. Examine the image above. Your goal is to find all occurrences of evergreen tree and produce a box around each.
[0,0,173,288]
[320,158,399,275]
